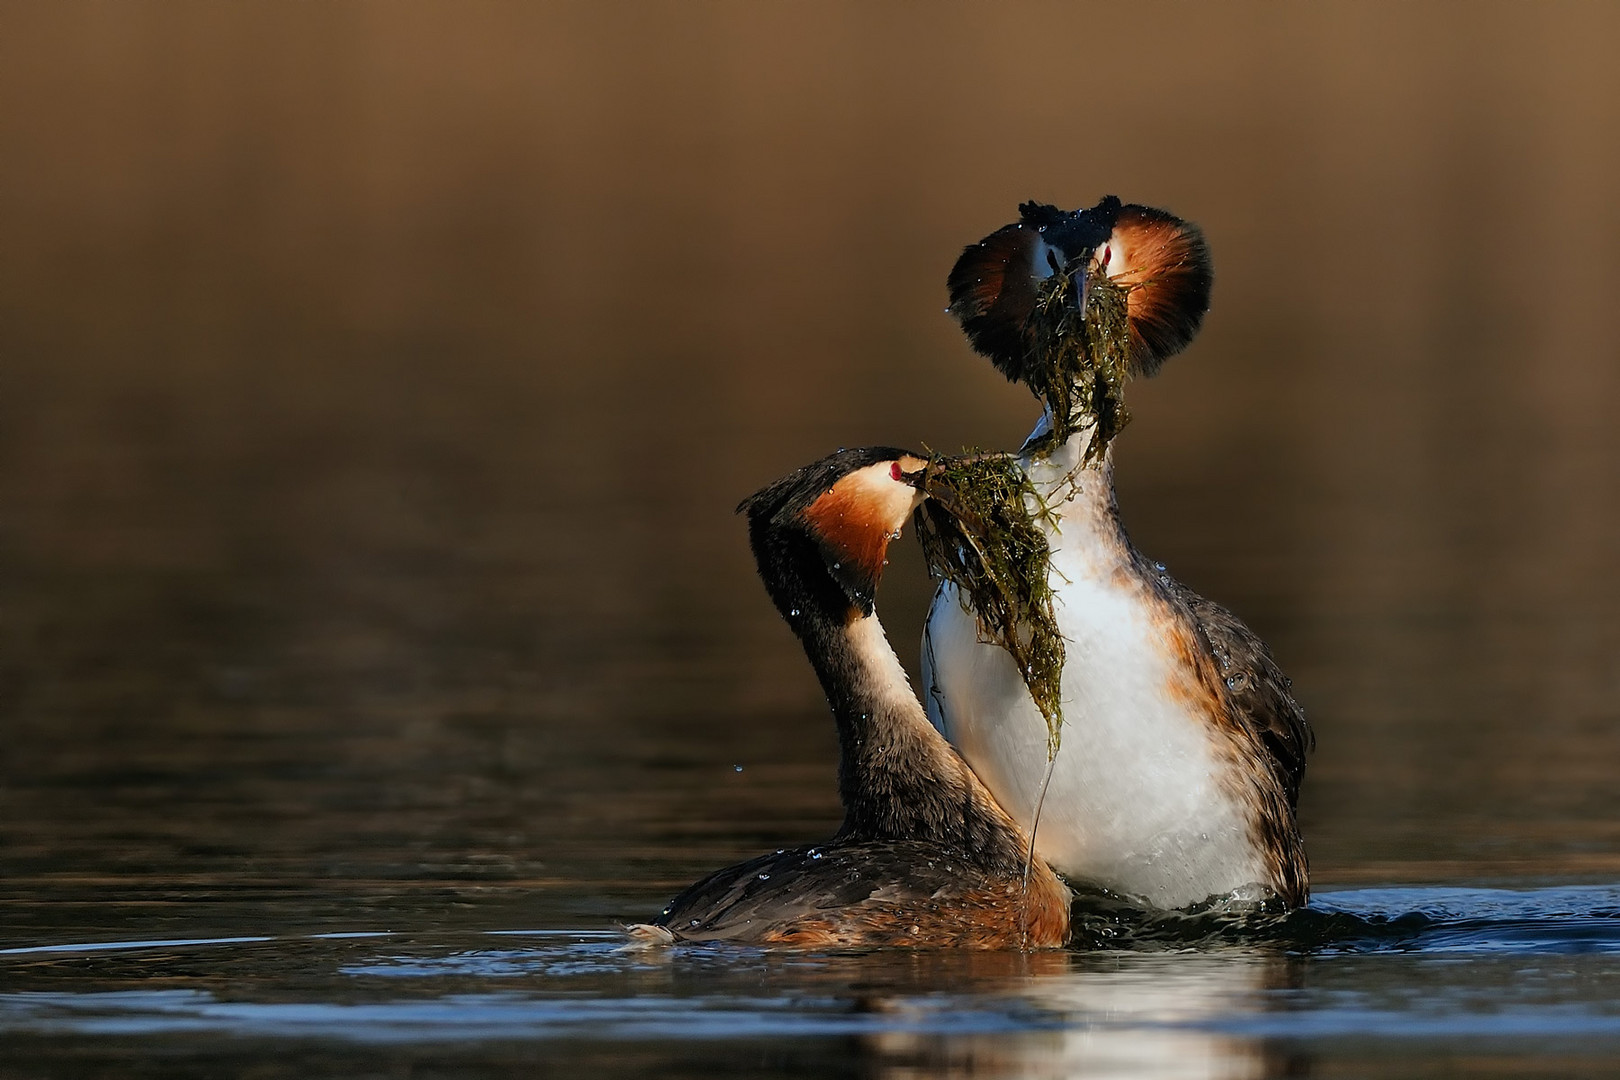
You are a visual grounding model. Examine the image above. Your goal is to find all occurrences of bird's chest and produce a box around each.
[1041,546,1220,782]
[924,513,1262,905]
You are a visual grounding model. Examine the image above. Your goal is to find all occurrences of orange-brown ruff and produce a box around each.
[947,197,1213,384]
[632,449,1069,948]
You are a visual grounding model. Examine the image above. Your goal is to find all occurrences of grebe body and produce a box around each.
[927,198,1311,910]
[925,430,1308,909]
[636,449,1070,948]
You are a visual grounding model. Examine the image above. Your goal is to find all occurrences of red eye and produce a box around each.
[890,462,903,481]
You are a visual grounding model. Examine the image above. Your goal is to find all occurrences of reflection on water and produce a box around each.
[868,953,1280,1080]
[4,888,1620,1076]
[3,2,1620,1077]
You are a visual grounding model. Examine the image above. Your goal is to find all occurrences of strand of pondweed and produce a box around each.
[1022,266,1136,462]
[914,451,1065,759]
[915,264,1140,761]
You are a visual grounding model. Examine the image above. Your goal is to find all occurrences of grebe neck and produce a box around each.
[795,611,1027,869]
[1020,417,1129,558]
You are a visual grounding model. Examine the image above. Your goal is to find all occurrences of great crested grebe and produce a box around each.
[633,447,1070,948]
[924,197,1313,911]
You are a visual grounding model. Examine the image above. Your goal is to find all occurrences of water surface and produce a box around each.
[4,887,1620,1077]
[2,3,1619,1076]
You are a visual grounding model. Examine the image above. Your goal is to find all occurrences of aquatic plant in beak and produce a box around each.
[1022,266,1136,463]
[922,199,1317,913]
[914,266,1142,759]
[912,451,1066,758]
[922,194,1211,757]
[946,195,1214,432]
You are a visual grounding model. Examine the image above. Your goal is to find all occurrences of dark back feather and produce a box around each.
[654,841,995,942]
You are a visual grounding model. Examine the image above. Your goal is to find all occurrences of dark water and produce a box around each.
[5,888,1620,1077]
[3,2,1620,1076]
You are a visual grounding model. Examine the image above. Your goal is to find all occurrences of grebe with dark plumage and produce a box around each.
[926,197,1313,911]
[631,448,1070,948]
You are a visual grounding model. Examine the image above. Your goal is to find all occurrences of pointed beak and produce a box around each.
[893,454,932,493]
[1056,245,1111,321]
[1070,261,1094,318]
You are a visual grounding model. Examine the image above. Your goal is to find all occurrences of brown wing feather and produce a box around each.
[1137,552,1312,805]
[1141,559,1312,906]
[654,843,973,941]
[652,840,1068,948]
[1179,592,1313,809]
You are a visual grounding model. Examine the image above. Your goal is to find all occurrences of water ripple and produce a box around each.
[2,887,1618,1049]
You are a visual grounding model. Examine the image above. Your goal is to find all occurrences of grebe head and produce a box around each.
[738,448,928,627]
[946,196,1214,383]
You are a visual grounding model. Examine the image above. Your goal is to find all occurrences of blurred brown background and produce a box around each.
[1,1,1617,937]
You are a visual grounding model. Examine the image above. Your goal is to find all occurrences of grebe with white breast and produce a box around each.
[924,197,1312,911]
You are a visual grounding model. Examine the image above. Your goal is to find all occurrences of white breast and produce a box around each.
[922,434,1269,910]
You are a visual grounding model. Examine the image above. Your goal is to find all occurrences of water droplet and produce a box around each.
[788,608,800,617]
[809,849,823,860]
[689,919,700,927]
[757,873,770,881]
[832,562,840,569]
[1154,562,1166,571]
[733,764,744,773]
